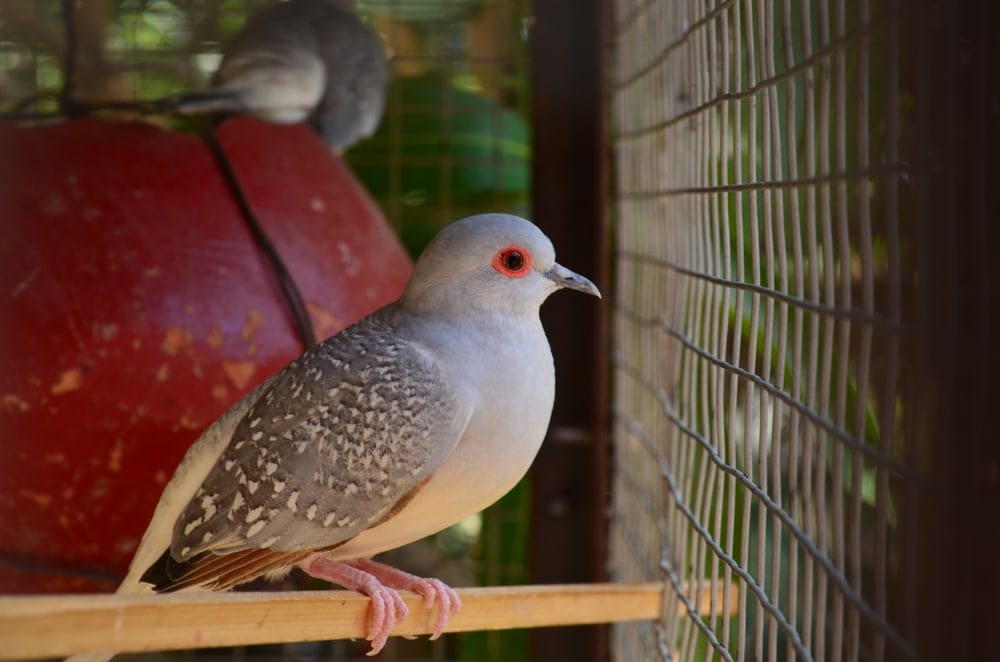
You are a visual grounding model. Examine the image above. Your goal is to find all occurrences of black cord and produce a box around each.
[60,0,78,116]
[202,128,317,350]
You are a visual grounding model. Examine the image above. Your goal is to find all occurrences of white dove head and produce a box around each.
[400,214,600,319]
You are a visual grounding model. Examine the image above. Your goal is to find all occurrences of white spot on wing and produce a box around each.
[183,517,203,536]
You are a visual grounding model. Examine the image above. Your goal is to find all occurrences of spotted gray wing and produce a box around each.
[169,310,467,560]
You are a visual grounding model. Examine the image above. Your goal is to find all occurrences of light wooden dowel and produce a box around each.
[0,582,738,659]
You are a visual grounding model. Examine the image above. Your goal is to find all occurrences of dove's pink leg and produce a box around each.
[345,558,462,640]
[300,554,409,656]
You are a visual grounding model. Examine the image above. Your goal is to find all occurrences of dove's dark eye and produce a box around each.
[493,245,532,278]
[504,251,523,270]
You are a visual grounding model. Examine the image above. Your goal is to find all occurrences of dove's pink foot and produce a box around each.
[346,558,462,640]
[301,555,409,655]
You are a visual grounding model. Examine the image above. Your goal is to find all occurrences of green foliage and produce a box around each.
[346,73,532,255]
[358,0,485,23]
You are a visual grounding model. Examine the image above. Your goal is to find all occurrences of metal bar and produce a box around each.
[529,0,610,660]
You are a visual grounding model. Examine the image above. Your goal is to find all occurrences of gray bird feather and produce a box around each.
[171,306,467,561]
[172,0,387,151]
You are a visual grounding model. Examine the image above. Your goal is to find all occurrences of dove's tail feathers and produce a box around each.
[115,572,156,595]
[142,547,309,593]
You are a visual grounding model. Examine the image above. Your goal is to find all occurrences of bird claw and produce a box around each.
[302,556,461,654]
[346,559,462,641]
[299,555,410,656]
[409,577,462,640]
[364,583,409,655]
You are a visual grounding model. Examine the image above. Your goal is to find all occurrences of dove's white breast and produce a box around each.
[326,313,554,560]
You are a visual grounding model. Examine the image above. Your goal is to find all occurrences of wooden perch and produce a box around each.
[0,582,738,659]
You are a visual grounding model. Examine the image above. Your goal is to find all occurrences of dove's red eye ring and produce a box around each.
[493,245,532,278]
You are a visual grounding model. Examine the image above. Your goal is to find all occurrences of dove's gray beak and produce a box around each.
[546,262,602,298]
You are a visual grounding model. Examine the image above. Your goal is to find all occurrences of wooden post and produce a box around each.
[530,0,610,659]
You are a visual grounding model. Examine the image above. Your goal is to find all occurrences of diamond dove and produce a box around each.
[82,213,600,658]
[168,0,387,152]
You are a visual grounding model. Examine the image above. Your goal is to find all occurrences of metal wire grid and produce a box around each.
[609,0,915,660]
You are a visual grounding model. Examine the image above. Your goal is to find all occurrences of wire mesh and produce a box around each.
[1,1,532,660]
[609,0,917,660]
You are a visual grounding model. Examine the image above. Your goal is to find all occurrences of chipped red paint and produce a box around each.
[0,117,412,593]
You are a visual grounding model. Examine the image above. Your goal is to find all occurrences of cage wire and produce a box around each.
[609,0,917,660]
[1,1,532,660]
